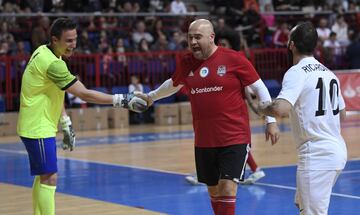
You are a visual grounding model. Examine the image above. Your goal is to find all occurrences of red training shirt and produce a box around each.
[172,47,260,148]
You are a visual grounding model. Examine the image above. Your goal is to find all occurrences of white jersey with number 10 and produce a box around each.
[277,57,347,170]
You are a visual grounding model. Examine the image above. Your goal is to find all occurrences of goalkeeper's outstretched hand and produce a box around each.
[113,93,149,113]
[60,115,76,151]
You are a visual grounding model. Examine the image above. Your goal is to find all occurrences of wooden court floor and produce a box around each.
[0,114,359,214]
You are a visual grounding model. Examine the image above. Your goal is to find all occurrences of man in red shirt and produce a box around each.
[137,19,280,215]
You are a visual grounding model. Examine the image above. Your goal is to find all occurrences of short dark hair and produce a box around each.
[50,18,77,39]
[290,22,318,55]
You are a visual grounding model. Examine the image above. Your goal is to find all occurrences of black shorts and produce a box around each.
[195,144,250,186]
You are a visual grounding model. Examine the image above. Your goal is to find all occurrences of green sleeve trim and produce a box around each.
[47,60,76,89]
[61,77,78,90]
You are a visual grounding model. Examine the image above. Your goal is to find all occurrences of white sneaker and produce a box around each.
[185,175,205,186]
[241,170,265,185]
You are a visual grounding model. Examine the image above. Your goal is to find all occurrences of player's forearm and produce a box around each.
[248,79,276,123]
[259,102,278,117]
[78,90,113,104]
[66,81,113,104]
[148,79,182,101]
[259,99,291,118]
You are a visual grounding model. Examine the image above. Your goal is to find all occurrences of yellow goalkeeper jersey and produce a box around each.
[17,45,76,138]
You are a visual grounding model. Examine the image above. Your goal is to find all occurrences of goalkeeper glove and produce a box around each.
[113,93,148,113]
[60,115,76,151]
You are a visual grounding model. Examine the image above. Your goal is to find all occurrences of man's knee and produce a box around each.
[40,173,57,186]
[217,179,237,196]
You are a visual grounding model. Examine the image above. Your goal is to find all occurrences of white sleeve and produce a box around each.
[338,84,346,110]
[277,67,306,106]
[337,77,346,110]
[248,79,276,123]
[128,84,135,93]
[148,79,183,101]
[339,94,345,110]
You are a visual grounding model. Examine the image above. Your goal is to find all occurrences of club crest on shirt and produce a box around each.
[199,67,209,78]
[217,65,226,76]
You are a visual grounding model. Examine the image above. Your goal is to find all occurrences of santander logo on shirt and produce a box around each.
[190,86,224,94]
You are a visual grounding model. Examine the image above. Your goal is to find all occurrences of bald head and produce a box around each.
[187,19,217,60]
[189,19,214,34]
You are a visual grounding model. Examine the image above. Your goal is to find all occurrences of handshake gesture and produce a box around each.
[113,92,153,113]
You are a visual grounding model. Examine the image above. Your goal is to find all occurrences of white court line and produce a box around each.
[0,148,27,154]
[0,148,189,176]
[340,170,360,174]
[2,147,360,200]
[255,182,360,200]
[2,148,360,176]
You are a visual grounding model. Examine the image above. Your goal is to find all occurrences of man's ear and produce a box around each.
[210,32,215,44]
[288,41,295,50]
[51,36,58,44]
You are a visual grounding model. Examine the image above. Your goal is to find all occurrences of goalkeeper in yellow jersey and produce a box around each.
[17,18,146,215]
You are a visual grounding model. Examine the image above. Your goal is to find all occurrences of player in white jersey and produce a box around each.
[258,22,347,215]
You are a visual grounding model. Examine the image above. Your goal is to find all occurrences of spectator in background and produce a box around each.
[51,0,64,12]
[262,3,276,47]
[240,2,263,47]
[129,75,144,93]
[323,32,341,54]
[151,18,167,44]
[215,17,241,51]
[14,41,30,56]
[316,18,331,42]
[137,38,151,53]
[102,46,114,73]
[0,41,9,55]
[243,0,260,11]
[151,34,169,51]
[63,0,84,12]
[273,0,292,11]
[345,32,360,69]
[331,15,350,46]
[128,75,146,124]
[98,16,117,30]
[168,31,187,50]
[218,37,232,49]
[149,0,164,12]
[98,30,110,53]
[77,30,95,54]
[115,37,127,65]
[261,3,275,28]
[133,2,140,12]
[119,1,133,12]
[11,40,29,79]
[132,20,154,46]
[0,21,16,54]
[0,2,19,28]
[31,16,50,51]
[170,0,187,14]
[348,1,359,12]
[273,22,289,48]
[25,0,44,12]
[323,32,342,69]
[0,21,14,43]
[313,39,324,62]
[86,16,97,31]
[259,0,273,12]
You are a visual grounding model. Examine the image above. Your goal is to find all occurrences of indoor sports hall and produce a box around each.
[1,1,360,214]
